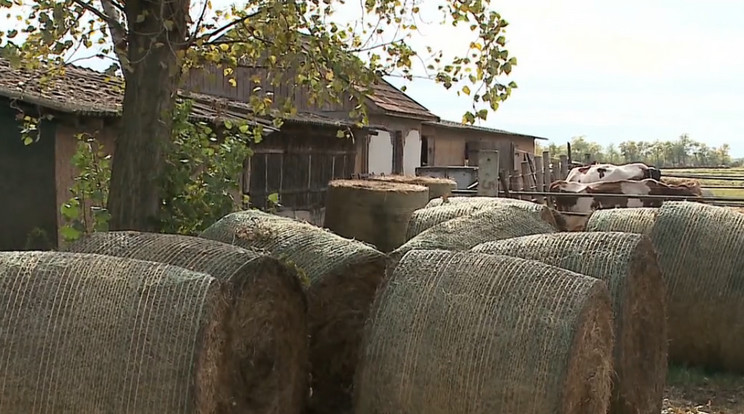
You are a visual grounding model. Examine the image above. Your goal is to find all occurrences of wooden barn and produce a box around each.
[420,119,550,171]
[182,64,439,177]
[0,58,363,250]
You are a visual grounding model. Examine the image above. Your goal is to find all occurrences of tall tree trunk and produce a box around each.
[106,0,189,231]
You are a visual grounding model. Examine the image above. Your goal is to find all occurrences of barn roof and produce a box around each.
[363,79,439,121]
[0,58,359,130]
[424,119,550,141]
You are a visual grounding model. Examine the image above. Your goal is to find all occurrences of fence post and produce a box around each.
[509,170,520,198]
[542,151,551,187]
[520,160,532,201]
[477,149,499,196]
[559,154,569,179]
[534,155,544,204]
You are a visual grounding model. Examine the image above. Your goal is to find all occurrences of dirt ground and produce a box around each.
[662,366,744,413]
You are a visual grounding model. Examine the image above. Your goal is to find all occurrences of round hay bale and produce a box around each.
[0,251,230,412]
[353,250,615,414]
[407,199,559,240]
[472,232,667,414]
[62,231,308,414]
[199,209,388,414]
[425,195,538,208]
[645,201,744,372]
[366,174,457,200]
[585,207,659,235]
[324,179,429,252]
[392,204,557,261]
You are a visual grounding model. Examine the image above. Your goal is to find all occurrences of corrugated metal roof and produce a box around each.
[424,119,550,141]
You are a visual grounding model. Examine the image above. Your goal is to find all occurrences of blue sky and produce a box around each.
[3,1,743,155]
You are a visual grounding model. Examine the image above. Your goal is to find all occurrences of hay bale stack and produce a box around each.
[0,251,232,412]
[586,202,744,372]
[199,209,387,414]
[366,174,457,200]
[648,202,744,372]
[392,204,556,261]
[407,199,559,240]
[472,232,667,414]
[324,179,429,252]
[62,231,308,414]
[585,207,658,235]
[353,250,615,414]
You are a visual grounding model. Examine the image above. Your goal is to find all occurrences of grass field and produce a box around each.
[665,167,744,199]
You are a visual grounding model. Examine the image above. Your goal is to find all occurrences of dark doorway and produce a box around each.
[0,103,58,250]
[420,135,429,166]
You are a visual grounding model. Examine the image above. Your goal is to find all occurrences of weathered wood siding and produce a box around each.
[182,64,356,113]
[246,125,357,211]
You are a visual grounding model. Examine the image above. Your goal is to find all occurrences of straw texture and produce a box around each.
[199,209,388,414]
[353,250,614,414]
[392,204,556,261]
[425,196,544,209]
[407,199,558,240]
[63,231,309,414]
[366,175,456,200]
[0,251,227,413]
[473,232,667,414]
[585,208,658,234]
[586,201,744,372]
[650,202,744,371]
[324,179,430,252]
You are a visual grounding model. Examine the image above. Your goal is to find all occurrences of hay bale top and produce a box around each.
[354,249,614,414]
[585,207,658,234]
[425,195,543,209]
[328,179,427,193]
[63,230,308,286]
[367,174,457,187]
[0,251,225,413]
[408,198,558,240]
[392,204,556,260]
[200,209,386,284]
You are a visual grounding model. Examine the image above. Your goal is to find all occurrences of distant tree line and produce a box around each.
[537,134,738,168]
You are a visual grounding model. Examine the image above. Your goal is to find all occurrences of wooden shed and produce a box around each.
[420,119,550,171]
[0,58,361,249]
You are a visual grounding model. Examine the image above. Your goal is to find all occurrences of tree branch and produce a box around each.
[187,0,210,44]
[197,9,264,45]
[72,0,120,30]
[98,0,128,62]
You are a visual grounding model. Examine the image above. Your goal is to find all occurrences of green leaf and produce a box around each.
[59,225,82,242]
[238,124,250,134]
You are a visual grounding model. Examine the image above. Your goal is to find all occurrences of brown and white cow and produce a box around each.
[565,162,662,183]
[550,178,703,214]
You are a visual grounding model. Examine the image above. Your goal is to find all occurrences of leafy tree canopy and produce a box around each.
[0,0,517,125]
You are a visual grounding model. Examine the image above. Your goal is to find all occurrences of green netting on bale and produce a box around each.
[584,208,658,235]
[425,196,541,209]
[647,201,744,372]
[407,200,556,240]
[392,205,556,260]
[473,232,667,414]
[199,209,387,414]
[200,209,384,284]
[63,231,309,414]
[353,250,614,414]
[0,251,226,413]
